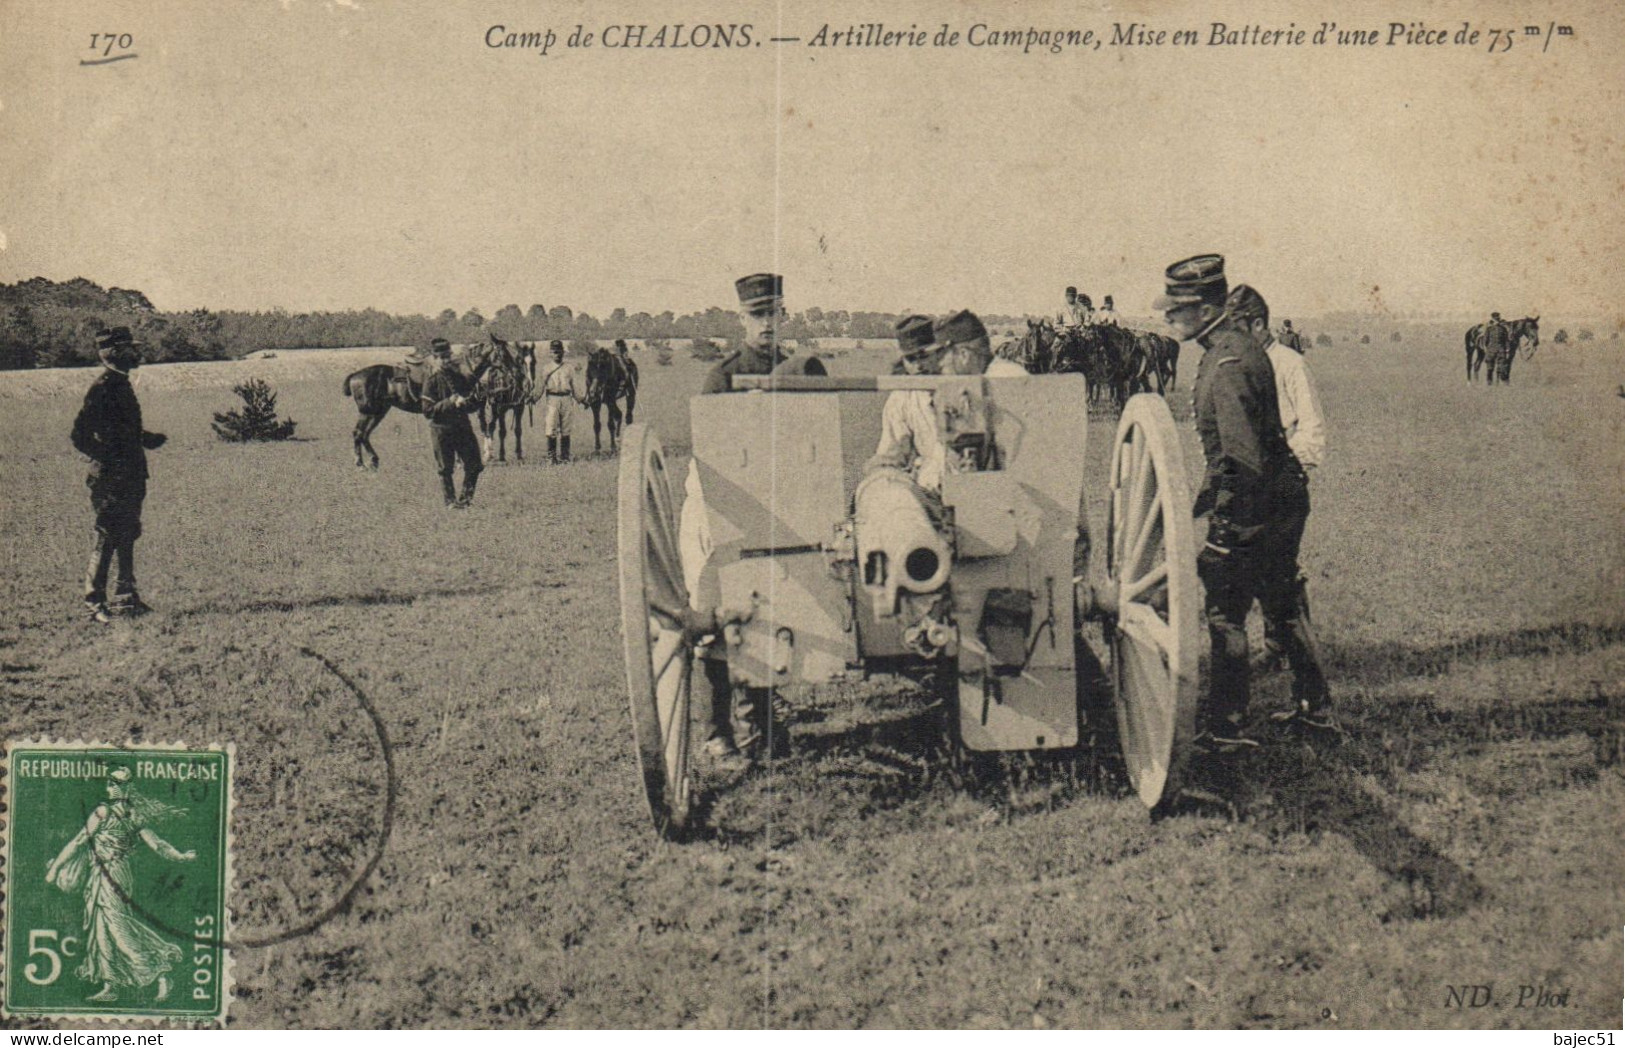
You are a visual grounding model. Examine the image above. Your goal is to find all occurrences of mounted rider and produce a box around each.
[1094,295,1119,327]
[1060,286,1093,329]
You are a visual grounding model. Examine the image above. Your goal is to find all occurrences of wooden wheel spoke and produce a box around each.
[1105,396,1199,811]
[618,424,693,836]
[1121,560,1169,605]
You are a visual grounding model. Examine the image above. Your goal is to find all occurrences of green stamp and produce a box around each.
[3,742,233,1023]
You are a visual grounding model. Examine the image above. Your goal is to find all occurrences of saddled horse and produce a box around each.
[584,347,635,453]
[341,340,506,468]
[1465,316,1539,384]
[475,337,536,464]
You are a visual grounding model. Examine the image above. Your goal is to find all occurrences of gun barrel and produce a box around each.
[853,469,952,618]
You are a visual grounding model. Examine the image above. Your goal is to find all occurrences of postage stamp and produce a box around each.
[3,741,233,1023]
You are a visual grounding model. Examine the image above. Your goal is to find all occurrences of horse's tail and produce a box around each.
[342,371,355,397]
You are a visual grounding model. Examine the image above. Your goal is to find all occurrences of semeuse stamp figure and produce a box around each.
[71,326,167,623]
[4,743,232,1023]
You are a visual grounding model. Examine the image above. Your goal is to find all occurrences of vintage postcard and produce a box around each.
[1,0,1620,1032]
[2,742,233,1024]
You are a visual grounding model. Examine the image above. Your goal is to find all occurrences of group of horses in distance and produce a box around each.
[341,336,636,468]
[1464,316,1539,385]
[997,319,1179,409]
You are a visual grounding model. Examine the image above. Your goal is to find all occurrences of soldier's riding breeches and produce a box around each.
[543,397,573,437]
[84,472,145,600]
[430,422,482,502]
[1199,473,1326,721]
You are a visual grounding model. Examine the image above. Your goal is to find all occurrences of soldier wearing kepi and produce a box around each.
[540,340,581,463]
[72,327,167,623]
[419,338,483,508]
[1156,257,1331,747]
[683,273,789,765]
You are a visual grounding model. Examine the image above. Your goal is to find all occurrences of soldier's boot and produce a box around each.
[107,544,149,616]
[458,470,481,507]
[731,686,790,761]
[1196,622,1257,752]
[440,473,459,507]
[546,437,558,464]
[1270,579,1335,730]
[560,436,572,463]
[698,653,743,762]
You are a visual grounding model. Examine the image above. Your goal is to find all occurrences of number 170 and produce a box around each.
[89,33,133,56]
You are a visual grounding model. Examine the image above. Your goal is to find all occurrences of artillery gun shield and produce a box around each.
[1104,395,1200,809]
[617,424,693,837]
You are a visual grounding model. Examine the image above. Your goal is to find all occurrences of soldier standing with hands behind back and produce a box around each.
[420,337,483,508]
[1156,256,1331,749]
[73,327,166,623]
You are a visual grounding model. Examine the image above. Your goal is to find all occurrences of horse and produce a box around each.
[1138,331,1180,393]
[584,347,634,453]
[341,340,503,468]
[475,337,536,464]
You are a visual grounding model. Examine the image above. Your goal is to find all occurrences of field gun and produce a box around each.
[619,373,1200,837]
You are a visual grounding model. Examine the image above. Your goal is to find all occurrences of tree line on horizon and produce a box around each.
[0,277,1030,370]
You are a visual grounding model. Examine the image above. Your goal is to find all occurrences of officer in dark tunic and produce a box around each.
[699,273,788,394]
[419,338,483,508]
[1156,258,1331,747]
[684,274,788,764]
[72,327,167,622]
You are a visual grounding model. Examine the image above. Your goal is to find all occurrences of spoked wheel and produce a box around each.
[618,424,693,837]
[1105,395,1200,810]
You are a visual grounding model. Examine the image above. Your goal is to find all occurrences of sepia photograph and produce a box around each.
[2,0,1621,1031]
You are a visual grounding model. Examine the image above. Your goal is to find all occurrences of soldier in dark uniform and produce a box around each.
[419,338,483,508]
[1156,258,1331,746]
[699,273,787,394]
[72,327,167,623]
[685,273,788,764]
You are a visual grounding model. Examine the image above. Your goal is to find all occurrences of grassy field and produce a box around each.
[1,329,1621,1028]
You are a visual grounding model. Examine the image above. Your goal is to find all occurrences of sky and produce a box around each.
[2,0,1621,322]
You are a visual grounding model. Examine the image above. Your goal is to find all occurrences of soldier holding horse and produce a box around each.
[1465,313,1539,385]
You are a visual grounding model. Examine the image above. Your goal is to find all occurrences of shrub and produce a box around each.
[1391,331,1402,342]
[1577,329,1594,342]
[690,337,723,362]
[1554,329,1568,344]
[645,338,674,366]
[1360,334,1371,344]
[212,379,297,442]
[1315,333,1332,347]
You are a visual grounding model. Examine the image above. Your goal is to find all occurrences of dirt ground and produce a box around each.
[2,331,1621,1028]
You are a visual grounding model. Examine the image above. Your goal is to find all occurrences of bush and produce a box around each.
[1315,333,1332,347]
[212,379,297,442]
[1554,329,1568,344]
[645,338,674,366]
[1577,329,1594,342]
[1391,331,1402,342]
[690,337,723,362]
[1360,334,1371,344]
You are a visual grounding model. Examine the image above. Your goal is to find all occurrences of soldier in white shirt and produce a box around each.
[868,311,1026,494]
[1095,295,1119,327]
[1265,332,1326,471]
